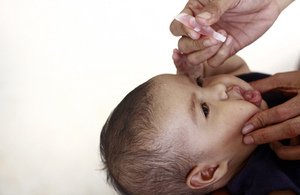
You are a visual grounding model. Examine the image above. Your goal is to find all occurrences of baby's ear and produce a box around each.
[186,163,228,189]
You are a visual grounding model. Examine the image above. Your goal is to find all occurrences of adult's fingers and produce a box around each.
[172,48,182,70]
[178,35,219,54]
[170,19,201,40]
[195,0,238,26]
[243,116,300,145]
[186,34,234,68]
[242,95,300,134]
[185,42,222,66]
[172,49,204,78]
[206,35,234,67]
[170,8,200,40]
[178,30,233,67]
[270,141,300,160]
[170,0,239,39]
[250,71,300,94]
[249,75,279,94]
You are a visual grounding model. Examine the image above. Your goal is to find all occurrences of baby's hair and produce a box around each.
[100,78,210,195]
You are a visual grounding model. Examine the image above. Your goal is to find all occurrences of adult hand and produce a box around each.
[242,71,300,160]
[170,0,292,68]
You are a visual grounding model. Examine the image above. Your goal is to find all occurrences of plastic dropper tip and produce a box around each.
[213,32,226,42]
[174,13,187,20]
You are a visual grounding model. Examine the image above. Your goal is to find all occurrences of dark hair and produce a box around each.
[100,79,209,195]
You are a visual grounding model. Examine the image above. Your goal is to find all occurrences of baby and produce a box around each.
[100,55,298,194]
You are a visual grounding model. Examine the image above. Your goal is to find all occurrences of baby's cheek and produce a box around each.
[232,106,251,122]
[228,107,254,130]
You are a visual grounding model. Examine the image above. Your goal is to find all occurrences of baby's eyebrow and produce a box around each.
[190,94,198,125]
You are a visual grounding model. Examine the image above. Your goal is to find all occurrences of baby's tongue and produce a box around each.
[243,90,262,107]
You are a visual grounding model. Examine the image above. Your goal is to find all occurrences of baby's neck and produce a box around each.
[232,151,256,179]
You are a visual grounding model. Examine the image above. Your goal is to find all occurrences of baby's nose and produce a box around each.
[212,84,228,100]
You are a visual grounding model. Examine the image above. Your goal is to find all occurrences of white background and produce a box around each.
[0,1,300,194]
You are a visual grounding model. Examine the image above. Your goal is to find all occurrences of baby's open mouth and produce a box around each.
[233,86,262,107]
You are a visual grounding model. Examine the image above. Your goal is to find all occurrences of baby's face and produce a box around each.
[151,74,267,165]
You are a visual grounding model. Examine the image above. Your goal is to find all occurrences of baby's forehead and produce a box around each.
[149,75,179,96]
[148,74,195,105]
[149,75,191,130]
[151,74,176,82]
[150,74,192,86]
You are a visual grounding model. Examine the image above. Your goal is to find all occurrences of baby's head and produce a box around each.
[100,74,267,195]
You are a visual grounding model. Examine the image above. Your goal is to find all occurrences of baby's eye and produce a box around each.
[201,103,209,117]
[196,77,203,87]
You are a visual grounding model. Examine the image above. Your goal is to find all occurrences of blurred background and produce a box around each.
[0,0,299,194]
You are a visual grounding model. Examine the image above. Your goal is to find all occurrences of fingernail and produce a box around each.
[188,33,195,39]
[188,32,200,40]
[197,12,211,20]
[242,124,254,134]
[244,136,254,145]
[225,36,232,46]
[203,39,212,47]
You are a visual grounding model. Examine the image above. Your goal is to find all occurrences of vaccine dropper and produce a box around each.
[174,13,226,42]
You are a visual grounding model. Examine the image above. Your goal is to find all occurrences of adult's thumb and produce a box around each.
[195,0,238,26]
